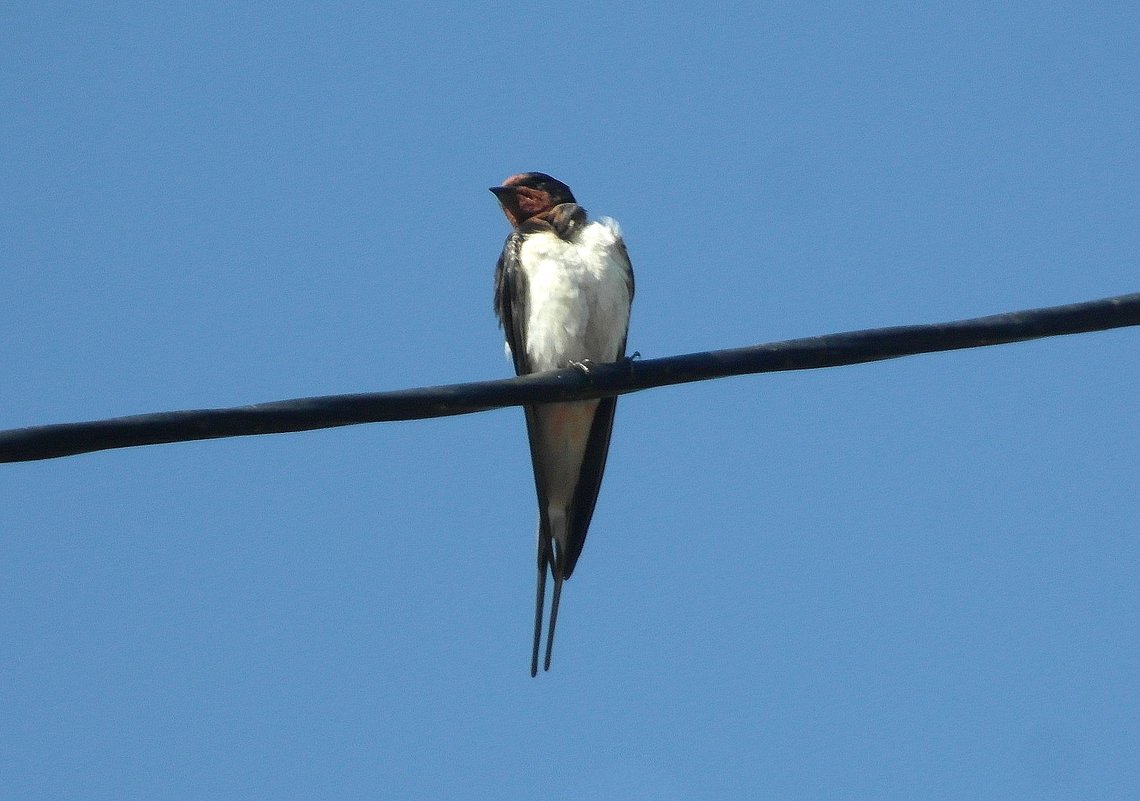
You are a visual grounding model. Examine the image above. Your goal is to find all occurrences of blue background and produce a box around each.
[2,3,1138,798]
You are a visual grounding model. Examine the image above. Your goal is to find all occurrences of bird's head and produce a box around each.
[490,173,576,228]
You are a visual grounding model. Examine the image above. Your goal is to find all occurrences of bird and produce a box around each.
[491,172,634,676]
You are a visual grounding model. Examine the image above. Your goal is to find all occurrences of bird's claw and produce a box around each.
[622,352,640,376]
[570,359,596,375]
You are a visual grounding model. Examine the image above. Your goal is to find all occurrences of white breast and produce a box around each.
[517,218,632,372]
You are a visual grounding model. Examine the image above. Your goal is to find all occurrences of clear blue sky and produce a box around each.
[2,3,1138,799]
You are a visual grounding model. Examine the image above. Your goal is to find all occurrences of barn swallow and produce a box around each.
[491,173,634,676]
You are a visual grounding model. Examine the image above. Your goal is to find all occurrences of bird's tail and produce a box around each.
[530,535,548,677]
[531,516,567,676]
[545,566,564,673]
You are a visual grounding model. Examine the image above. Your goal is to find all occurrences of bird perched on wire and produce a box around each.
[491,172,635,676]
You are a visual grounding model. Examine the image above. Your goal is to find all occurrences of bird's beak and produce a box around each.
[489,186,514,199]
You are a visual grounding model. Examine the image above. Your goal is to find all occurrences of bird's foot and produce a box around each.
[570,359,596,375]
[622,352,640,376]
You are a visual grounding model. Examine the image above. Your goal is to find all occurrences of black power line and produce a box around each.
[2,291,1138,464]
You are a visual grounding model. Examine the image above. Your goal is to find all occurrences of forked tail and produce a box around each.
[531,533,566,676]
